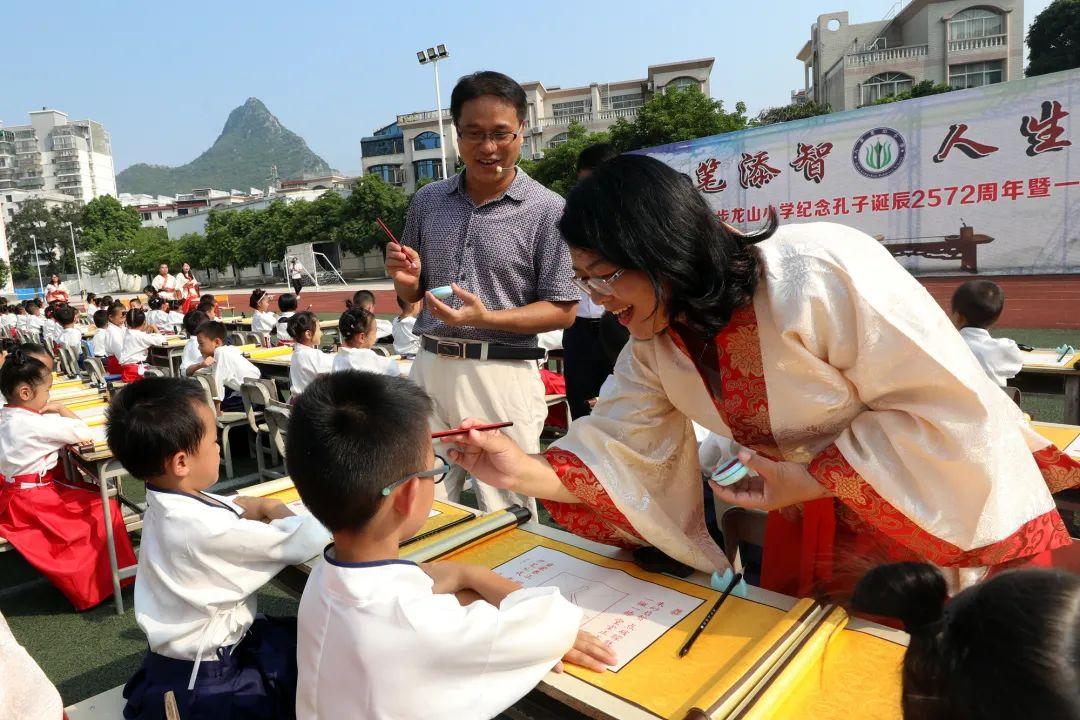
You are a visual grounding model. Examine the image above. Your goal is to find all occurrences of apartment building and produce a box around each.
[362,58,714,192]
[0,109,117,203]
[793,0,1023,110]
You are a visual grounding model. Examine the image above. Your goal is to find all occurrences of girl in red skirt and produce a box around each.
[0,349,137,610]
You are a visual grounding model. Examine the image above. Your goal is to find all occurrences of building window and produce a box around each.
[361,136,405,157]
[949,60,1004,88]
[862,71,914,104]
[412,131,441,151]
[549,132,569,148]
[367,164,403,185]
[665,76,700,93]
[949,8,1004,40]
[610,93,644,110]
[142,212,151,221]
[551,99,592,119]
[412,159,443,182]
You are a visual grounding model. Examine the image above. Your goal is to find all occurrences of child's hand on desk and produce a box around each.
[420,561,470,594]
[233,496,291,522]
[554,630,617,674]
[41,402,78,419]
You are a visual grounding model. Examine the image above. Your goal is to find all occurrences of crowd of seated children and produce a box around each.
[0,344,137,610]
[332,307,399,378]
[104,302,128,374]
[287,371,616,719]
[106,377,328,719]
[194,321,260,412]
[118,308,167,383]
[249,289,277,343]
[952,279,1024,387]
[275,293,298,340]
[287,311,333,398]
[179,311,210,378]
[392,296,421,357]
[852,562,1080,720]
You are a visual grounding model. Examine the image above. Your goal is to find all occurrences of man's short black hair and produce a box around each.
[107,377,208,480]
[92,309,109,329]
[577,143,618,175]
[450,71,527,126]
[287,372,433,533]
[278,293,298,313]
[196,320,227,343]
[182,310,209,337]
[952,280,1006,328]
[54,305,77,326]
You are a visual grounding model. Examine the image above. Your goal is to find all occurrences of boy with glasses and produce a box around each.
[288,371,615,719]
[385,70,579,516]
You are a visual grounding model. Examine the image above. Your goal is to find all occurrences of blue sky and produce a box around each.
[2,0,1052,177]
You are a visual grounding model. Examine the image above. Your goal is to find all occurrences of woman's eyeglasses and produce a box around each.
[571,268,627,297]
[381,455,450,497]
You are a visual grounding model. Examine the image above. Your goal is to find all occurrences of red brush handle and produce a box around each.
[376,217,400,245]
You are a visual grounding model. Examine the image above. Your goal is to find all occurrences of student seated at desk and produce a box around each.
[346,289,393,340]
[84,292,99,317]
[90,309,110,359]
[853,562,1080,720]
[166,300,186,333]
[146,296,170,331]
[195,321,260,412]
[42,303,62,348]
[197,294,220,320]
[55,304,82,354]
[249,288,277,343]
[287,372,615,720]
[104,302,128,375]
[275,293,297,341]
[392,295,421,357]
[179,310,210,378]
[22,300,45,342]
[287,311,334,398]
[951,280,1023,387]
[118,308,167,383]
[0,347,137,610]
[332,307,399,378]
[106,378,328,720]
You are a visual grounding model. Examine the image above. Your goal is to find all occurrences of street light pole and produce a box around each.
[417,45,450,180]
[66,222,84,298]
[29,233,44,298]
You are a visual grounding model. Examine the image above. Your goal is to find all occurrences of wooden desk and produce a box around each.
[1013,348,1080,424]
[147,336,189,377]
[1033,421,1080,536]
[248,351,413,387]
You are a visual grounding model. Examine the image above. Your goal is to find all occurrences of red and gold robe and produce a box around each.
[542,222,1078,595]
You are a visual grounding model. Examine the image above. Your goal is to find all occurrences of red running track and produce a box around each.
[216,274,1080,330]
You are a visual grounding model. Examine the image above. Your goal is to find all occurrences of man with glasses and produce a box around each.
[386,70,578,515]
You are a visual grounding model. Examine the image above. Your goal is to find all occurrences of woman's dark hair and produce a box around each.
[576,143,618,175]
[50,274,61,284]
[339,307,375,341]
[560,154,775,338]
[182,310,209,337]
[287,311,320,342]
[0,349,50,402]
[345,289,376,311]
[852,563,1080,720]
[249,288,267,310]
[450,71,527,126]
[126,308,147,329]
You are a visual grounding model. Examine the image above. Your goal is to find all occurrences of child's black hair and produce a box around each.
[12,305,25,315]
[55,305,77,326]
[106,377,209,479]
[92,309,109,329]
[345,289,376,311]
[199,293,215,307]
[127,308,147,329]
[100,295,114,307]
[951,280,1006,329]
[395,295,412,312]
[287,372,433,532]
[108,302,125,319]
[338,307,375,342]
[148,296,164,311]
[169,299,184,312]
[85,292,97,305]
[852,562,1080,720]
[142,285,156,297]
[287,311,320,342]
[249,288,268,310]
[0,348,50,402]
[196,320,227,343]
[277,293,298,313]
[182,310,209,337]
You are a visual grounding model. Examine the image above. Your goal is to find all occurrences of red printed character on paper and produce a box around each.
[789,142,833,183]
[1021,101,1072,156]
[694,158,728,193]
[932,123,999,163]
[738,151,781,189]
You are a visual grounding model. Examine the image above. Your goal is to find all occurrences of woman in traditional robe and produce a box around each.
[449,155,1078,595]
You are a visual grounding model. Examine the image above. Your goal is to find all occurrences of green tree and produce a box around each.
[753,101,832,126]
[338,175,410,256]
[0,257,9,290]
[49,203,85,275]
[202,210,241,281]
[522,123,611,196]
[245,200,292,265]
[872,80,954,105]
[5,199,60,281]
[1027,0,1080,76]
[87,238,135,291]
[123,227,172,283]
[80,195,140,248]
[174,233,214,275]
[608,87,748,152]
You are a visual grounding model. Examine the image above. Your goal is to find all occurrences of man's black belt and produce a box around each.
[421,336,546,361]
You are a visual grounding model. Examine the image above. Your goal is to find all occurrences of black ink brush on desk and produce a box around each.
[679,572,743,658]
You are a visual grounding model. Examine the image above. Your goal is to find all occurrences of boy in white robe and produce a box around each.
[195,320,261,412]
[179,310,210,378]
[951,279,1024,387]
[288,371,615,720]
[107,377,328,719]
